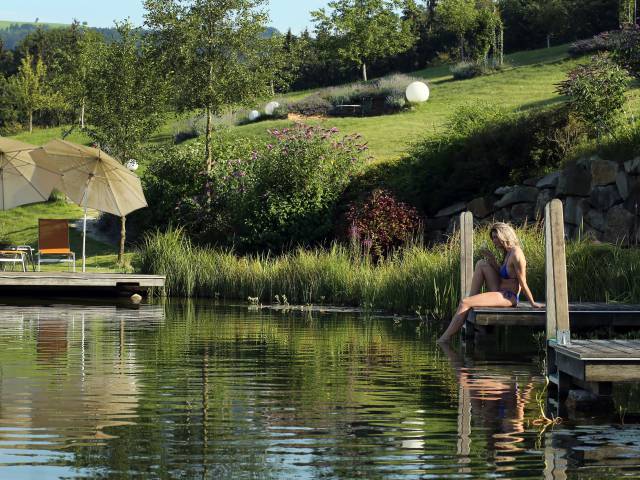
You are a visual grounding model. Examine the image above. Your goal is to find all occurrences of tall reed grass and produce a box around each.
[137,225,640,317]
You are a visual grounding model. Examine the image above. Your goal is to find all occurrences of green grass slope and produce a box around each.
[0,20,68,29]
[230,44,640,163]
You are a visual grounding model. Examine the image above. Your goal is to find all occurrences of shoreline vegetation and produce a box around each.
[138,226,640,318]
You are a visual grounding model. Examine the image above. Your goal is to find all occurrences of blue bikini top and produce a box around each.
[500,251,513,280]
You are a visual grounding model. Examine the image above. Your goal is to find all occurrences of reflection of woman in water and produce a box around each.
[438,223,542,343]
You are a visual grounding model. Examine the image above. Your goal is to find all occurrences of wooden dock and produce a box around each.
[466,302,640,335]
[0,272,165,296]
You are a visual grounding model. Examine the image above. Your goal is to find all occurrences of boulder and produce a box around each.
[590,185,622,211]
[582,227,603,242]
[624,184,640,213]
[585,209,605,232]
[604,205,634,244]
[428,216,451,231]
[493,208,511,223]
[576,198,591,226]
[616,171,630,200]
[564,197,581,226]
[435,202,466,218]
[536,172,560,190]
[590,159,618,187]
[494,186,539,208]
[494,186,515,196]
[535,189,554,218]
[467,196,495,219]
[523,177,540,186]
[510,203,535,224]
[556,164,592,197]
[624,157,640,175]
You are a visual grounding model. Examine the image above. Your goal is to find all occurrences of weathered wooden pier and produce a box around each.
[0,272,165,297]
[544,200,640,406]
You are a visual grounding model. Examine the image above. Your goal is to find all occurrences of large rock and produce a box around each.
[511,203,535,224]
[523,177,540,187]
[556,164,592,197]
[624,184,640,213]
[616,171,630,200]
[535,189,554,218]
[590,185,622,211]
[435,202,466,218]
[536,172,560,190]
[564,196,582,226]
[604,205,634,244]
[493,208,511,223]
[624,157,640,175]
[494,186,539,208]
[428,216,451,231]
[585,209,605,232]
[467,196,495,219]
[590,159,619,187]
[494,186,515,196]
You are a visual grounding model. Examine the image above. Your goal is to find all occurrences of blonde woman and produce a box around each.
[438,222,542,343]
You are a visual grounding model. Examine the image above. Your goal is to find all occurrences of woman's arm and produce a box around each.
[514,250,542,308]
[479,248,500,271]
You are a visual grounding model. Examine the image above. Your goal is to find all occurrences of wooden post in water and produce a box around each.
[460,212,474,299]
[544,200,570,345]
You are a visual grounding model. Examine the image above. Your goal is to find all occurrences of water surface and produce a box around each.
[0,301,639,479]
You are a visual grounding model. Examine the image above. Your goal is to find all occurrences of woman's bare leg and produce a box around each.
[469,260,500,296]
[437,292,513,343]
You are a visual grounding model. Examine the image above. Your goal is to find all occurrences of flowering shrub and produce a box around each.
[243,124,368,249]
[344,189,420,258]
[138,124,368,251]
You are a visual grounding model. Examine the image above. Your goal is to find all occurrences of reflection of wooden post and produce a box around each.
[457,384,471,473]
[544,200,570,345]
[460,212,474,299]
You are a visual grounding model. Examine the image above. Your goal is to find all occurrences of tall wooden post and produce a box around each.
[544,200,570,345]
[460,212,474,299]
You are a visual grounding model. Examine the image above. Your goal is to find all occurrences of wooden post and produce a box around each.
[460,212,474,299]
[544,200,570,345]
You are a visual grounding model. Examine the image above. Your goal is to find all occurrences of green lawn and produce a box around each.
[0,199,129,272]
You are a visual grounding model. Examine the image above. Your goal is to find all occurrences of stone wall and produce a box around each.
[427,156,640,244]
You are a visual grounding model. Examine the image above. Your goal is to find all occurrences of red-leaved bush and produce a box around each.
[345,189,420,257]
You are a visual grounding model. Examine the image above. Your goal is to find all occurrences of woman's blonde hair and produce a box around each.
[489,222,520,250]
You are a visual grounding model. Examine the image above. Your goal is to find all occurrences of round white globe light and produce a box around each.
[248,110,261,121]
[265,101,280,116]
[126,159,139,172]
[405,81,430,104]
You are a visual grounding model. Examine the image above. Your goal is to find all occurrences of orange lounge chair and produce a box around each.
[37,219,76,272]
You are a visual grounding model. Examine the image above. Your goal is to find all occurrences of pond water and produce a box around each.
[0,301,639,479]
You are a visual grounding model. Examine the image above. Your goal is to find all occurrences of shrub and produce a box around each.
[242,125,368,250]
[569,31,618,57]
[613,26,640,78]
[450,61,486,80]
[344,189,420,258]
[557,53,629,135]
[287,94,333,117]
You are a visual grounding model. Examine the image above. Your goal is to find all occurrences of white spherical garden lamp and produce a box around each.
[126,159,139,172]
[248,110,261,122]
[405,81,430,104]
[265,101,280,116]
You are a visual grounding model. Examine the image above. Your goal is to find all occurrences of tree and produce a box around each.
[11,53,64,133]
[435,0,477,60]
[311,0,415,82]
[84,21,168,262]
[144,0,273,170]
[527,0,568,49]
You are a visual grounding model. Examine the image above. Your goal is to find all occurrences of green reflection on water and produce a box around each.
[0,301,638,479]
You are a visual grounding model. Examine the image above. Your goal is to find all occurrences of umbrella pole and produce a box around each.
[82,206,87,273]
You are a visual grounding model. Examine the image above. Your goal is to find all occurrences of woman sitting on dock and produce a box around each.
[438,222,541,343]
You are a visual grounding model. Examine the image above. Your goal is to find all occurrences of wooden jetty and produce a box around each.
[544,200,640,405]
[0,272,165,296]
[458,211,640,338]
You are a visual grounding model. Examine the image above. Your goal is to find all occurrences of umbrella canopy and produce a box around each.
[0,137,61,211]
[42,139,147,217]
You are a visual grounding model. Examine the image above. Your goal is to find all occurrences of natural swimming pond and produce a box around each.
[0,301,639,479]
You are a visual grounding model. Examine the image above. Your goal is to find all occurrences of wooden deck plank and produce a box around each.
[0,272,165,293]
[551,340,640,361]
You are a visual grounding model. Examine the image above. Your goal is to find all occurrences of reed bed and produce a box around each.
[138,226,640,317]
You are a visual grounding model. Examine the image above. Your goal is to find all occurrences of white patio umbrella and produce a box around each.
[0,137,61,210]
[41,139,147,272]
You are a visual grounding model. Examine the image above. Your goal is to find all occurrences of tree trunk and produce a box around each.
[270,79,275,97]
[80,98,85,129]
[500,27,504,66]
[460,34,464,61]
[118,215,126,264]
[547,34,551,49]
[29,110,33,134]
[362,62,368,82]
[205,105,213,172]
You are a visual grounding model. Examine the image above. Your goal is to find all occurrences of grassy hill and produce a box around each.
[0,20,68,29]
